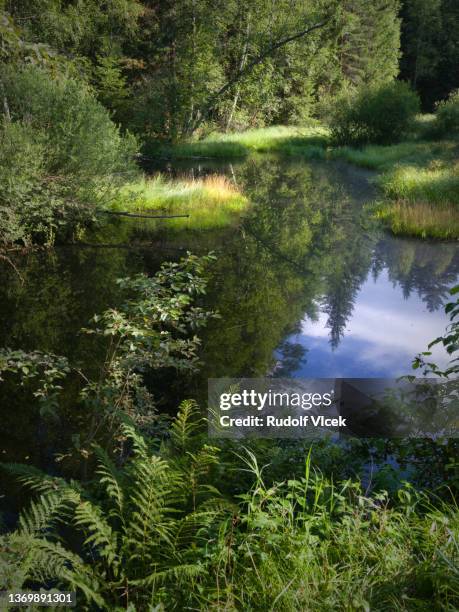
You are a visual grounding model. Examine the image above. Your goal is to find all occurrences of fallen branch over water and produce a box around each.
[100,211,190,219]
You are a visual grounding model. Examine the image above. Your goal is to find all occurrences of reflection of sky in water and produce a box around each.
[281,269,457,378]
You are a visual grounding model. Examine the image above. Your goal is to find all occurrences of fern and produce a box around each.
[3,463,69,494]
[94,446,126,523]
[3,402,225,609]
[169,399,204,450]
[18,489,77,537]
[75,501,120,571]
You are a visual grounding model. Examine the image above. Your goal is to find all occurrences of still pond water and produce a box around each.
[1,155,458,473]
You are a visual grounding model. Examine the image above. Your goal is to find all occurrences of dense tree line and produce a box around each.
[1,0,400,141]
[2,1,458,140]
[399,0,459,110]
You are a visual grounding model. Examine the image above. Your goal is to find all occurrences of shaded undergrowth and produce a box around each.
[2,404,459,611]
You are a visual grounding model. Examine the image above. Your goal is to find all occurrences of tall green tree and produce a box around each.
[400,0,459,108]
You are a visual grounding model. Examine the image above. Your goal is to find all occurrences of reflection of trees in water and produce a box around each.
[227,157,459,363]
[322,237,459,350]
[372,238,459,312]
[199,157,378,371]
[274,340,308,377]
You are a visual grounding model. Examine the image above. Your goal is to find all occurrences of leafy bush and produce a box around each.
[0,65,137,245]
[0,252,216,446]
[331,81,420,146]
[435,90,459,136]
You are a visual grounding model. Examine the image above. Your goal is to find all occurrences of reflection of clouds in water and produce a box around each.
[291,269,456,377]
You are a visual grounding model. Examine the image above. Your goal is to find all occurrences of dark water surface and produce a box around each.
[1,156,458,480]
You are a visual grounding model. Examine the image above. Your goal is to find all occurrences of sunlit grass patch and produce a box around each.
[110,174,249,230]
[332,141,445,170]
[159,125,330,158]
[375,160,459,238]
[376,201,459,239]
[334,138,459,239]
[379,162,459,205]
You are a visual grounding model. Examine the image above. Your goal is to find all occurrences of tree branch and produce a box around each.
[188,15,332,134]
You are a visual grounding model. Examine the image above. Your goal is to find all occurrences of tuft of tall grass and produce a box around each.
[376,200,459,239]
[380,162,459,206]
[109,174,249,230]
[206,449,459,611]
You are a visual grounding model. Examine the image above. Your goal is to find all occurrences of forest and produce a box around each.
[0,1,459,610]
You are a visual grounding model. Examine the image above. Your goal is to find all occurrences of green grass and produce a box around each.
[4,406,459,610]
[151,121,458,238]
[109,174,249,230]
[157,125,329,159]
[376,200,459,239]
[333,137,459,239]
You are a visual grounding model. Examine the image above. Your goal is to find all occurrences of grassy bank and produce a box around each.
[158,121,458,239]
[109,174,249,230]
[155,125,329,159]
[334,139,459,239]
[3,405,459,610]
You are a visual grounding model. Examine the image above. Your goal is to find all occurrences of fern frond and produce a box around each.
[18,489,77,537]
[125,456,180,559]
[2,463,66,494]
[121,422,148,459]
[94,446,125,523]
[33,540,106,608]
[170,400,203,450]
[74,501,119,571]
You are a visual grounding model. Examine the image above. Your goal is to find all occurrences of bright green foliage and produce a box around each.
[158,124,329,158]
[111,174,249,230]
[1,403,229,609]
[2,419,459,610]
[0,64,137,245]
[331,81,421,145]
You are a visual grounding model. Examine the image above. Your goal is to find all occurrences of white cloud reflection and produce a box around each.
[295,270,454,377]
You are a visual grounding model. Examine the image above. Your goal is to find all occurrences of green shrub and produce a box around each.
[435,90,459,136]
[0,65,137,246]
[331,81,420,146]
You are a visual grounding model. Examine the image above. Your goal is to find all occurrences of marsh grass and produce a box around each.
[149,122,458,238]
[110,174,249,230]
[157,125,329,159]
[380,162,459,205]
[334,138,459,238]
[376,201,459,239]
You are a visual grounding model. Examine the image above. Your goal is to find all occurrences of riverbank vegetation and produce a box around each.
[2,410,459,610]
[1,1,459,609]
[2,0,457,246]
[109,175,248,230]
[1,262,459,609]
[0,64,137,247]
